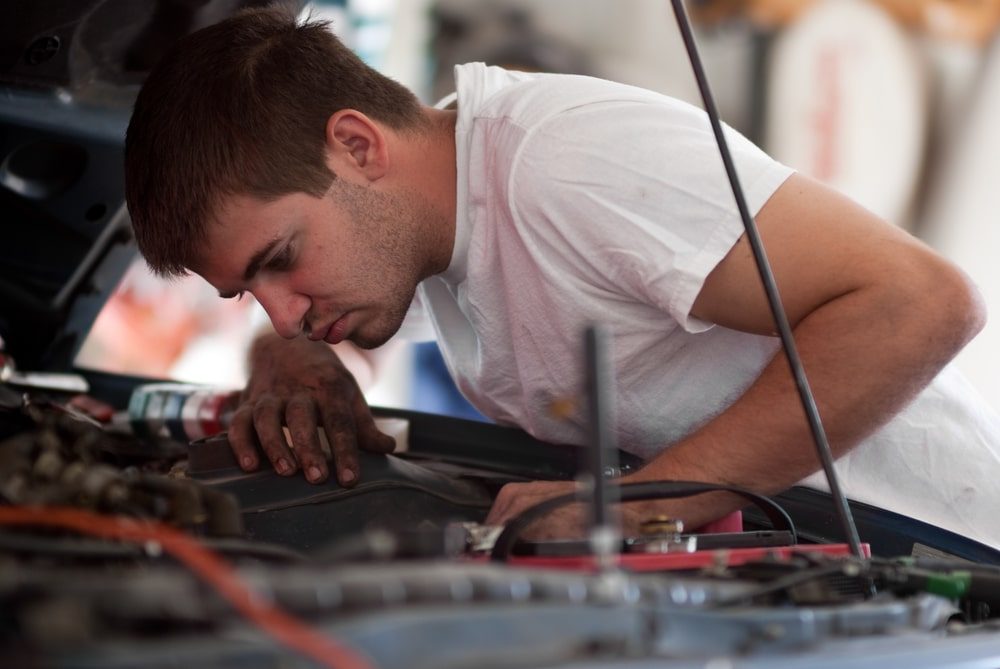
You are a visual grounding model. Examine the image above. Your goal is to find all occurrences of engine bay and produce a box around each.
[4,379,1000,669]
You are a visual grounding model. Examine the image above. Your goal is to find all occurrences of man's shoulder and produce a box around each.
[453,62,676,131]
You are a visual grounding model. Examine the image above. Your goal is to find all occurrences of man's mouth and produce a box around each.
[305,313,346,344]
[323,313,350,345]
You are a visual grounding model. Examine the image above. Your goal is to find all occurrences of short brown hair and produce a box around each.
[125,6,426,276]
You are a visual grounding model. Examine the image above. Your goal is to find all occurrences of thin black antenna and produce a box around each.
[668,0,863,558]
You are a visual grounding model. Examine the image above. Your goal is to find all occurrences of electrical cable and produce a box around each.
[668,0,864,558]
[0,506,376,669]
[490,479,796,561]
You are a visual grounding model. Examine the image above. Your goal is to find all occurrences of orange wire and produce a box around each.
[0,506,377,669]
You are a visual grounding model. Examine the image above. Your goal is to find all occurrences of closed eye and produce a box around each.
[266,244,295,272]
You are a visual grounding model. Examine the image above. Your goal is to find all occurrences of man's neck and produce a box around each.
[407,107,458,278]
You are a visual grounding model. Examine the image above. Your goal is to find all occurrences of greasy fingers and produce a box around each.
[284,395,328,483]
[226,391,333,483]
[233,334,394,485]
[251,393,297,476]
[313,376,395,487]
[227,404,260,471]
[320,407,361,487]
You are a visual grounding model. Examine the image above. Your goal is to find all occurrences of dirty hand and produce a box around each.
[228,333,395,485]
[486,479,657,541]
[485,479,591,541]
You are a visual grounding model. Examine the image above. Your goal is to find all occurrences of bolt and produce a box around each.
[25,36,61,66]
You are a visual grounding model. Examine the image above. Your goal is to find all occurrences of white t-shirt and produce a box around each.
[403,63,1000,548]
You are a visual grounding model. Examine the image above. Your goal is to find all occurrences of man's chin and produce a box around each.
[349,317,405,350]
[350,335,384,350]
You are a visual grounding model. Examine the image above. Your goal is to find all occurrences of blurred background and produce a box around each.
[74,0,1000,419]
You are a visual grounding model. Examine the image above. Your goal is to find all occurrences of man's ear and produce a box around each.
[324,110,389,182]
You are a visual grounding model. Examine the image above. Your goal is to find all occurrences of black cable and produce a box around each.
[489,479,796,561]
[668,0,863,558]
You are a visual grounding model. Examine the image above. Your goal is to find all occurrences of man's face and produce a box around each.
[192,180,439,349]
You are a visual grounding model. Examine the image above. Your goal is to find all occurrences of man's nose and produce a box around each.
[253,284,310,339]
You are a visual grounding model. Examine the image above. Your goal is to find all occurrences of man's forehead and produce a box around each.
[209,190,322,233]
[201,193,284,249]
[210,191,274,226]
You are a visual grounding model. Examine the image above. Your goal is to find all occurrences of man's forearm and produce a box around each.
[622,273,985,530]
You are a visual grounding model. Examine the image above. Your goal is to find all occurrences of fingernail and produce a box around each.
[307,466,323,482]
[277,458,291,474]
[240,456,253,470]
[340,469,356,484]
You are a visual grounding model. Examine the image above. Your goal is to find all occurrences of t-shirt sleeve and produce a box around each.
[510,96,794,333]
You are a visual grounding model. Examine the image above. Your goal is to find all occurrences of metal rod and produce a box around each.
[585,324,619,532]
[668,0,863,558]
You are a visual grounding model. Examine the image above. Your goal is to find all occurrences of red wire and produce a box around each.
[0,506,377,669]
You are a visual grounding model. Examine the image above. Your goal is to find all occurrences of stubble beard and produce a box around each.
[331,181,439,349]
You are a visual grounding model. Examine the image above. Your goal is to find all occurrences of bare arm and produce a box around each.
[488,173,986,534]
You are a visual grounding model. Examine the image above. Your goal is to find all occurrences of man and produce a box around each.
[125,7,1000,546]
